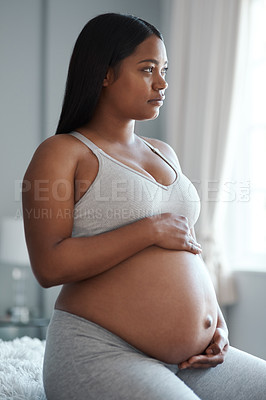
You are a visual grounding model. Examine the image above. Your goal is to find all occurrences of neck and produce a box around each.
[79,107,136,146]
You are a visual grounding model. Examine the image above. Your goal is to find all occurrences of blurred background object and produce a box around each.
[0,217,30,322]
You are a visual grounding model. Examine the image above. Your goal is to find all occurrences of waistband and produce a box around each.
[50,309,179,374]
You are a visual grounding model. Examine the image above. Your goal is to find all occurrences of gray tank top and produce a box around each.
[70,131,200,238]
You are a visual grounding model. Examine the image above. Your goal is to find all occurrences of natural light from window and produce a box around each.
[248,0,266,255]
[222,0,266,270]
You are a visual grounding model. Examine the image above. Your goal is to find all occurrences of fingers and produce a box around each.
[178,329,229,371]
[178,216,202,254]
[178,353,225,370]
[187,232,202,254]
[206,341,229,356]
[154,213,203,252]
[206,344,220,355]
[187,240,202,254]
[205,328,229,355]
[178,336,229,370]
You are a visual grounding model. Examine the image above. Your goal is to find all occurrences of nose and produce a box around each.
[153,74,168,91]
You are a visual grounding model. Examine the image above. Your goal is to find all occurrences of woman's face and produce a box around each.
[102,34,168,121]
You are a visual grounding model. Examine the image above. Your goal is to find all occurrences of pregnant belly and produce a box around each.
[56,247,218,364]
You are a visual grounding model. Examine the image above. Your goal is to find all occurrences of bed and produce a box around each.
[0,336,46,399]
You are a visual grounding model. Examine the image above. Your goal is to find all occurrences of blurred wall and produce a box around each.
[226,271,266,361]
[0,0,42,224]
[0,0,43,316]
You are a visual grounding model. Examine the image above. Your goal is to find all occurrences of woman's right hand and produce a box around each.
[151,213,202,254]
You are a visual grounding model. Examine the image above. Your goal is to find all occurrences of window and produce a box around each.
[221,0,266,270]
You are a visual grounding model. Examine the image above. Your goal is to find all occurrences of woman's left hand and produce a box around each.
[178,327,229,370]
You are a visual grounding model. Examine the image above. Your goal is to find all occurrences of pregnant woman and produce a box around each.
[23,13,266,400]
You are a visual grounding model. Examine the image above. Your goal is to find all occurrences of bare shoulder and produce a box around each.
[24,133,91,180]
[141,136,181,170]
[29,133,83,163]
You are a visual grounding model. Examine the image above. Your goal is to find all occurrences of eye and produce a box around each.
[142,66,154,73]
[141,65,168,77]
[161,67,168,76]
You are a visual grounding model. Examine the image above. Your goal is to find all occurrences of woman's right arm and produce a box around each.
[23,136,201,288]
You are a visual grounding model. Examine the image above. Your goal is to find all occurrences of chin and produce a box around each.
[137,110,160,121]
[151,111,160,120]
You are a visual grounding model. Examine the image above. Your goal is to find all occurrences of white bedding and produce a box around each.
[0,336,46,400]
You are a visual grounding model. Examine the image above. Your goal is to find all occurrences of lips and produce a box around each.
[148,96,165,102]
[147,97,165,107]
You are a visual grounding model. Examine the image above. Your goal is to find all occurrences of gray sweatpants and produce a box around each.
[43,310,266,400]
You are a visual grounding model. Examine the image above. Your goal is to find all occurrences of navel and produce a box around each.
[204,315,213,329]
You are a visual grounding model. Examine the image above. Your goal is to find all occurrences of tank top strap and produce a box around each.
[140,137,180,174]
[139,137,158,152]
[70,131,100,154]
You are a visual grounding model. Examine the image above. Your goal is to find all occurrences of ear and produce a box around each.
[102,67,115,87]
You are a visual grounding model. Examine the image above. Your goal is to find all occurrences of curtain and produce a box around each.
[165,0,245,304]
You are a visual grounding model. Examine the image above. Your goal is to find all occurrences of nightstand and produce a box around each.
[0,317,49,340]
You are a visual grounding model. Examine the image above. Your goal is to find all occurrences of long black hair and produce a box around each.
[55,13,163,134]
